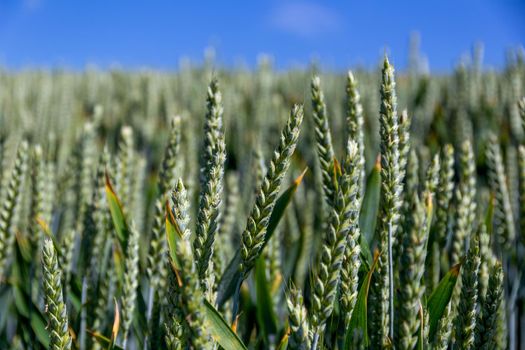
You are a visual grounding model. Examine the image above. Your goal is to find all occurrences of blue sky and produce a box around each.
[0,0,523,71]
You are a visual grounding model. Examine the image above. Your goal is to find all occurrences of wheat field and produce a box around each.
[0,50,524,349]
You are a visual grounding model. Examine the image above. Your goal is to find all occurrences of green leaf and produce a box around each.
[105,171,130,252]
[359,156,380,247]
[15,231,32,262]
[344,250,380,349]
[265,168,307,244]
[203,299,248,350]
[254,256,278,342]
[359,234,373,270]
[216,251,243,307]
[11,285,49,348]
[427,264,461,340]
[30,311,51,349]
[217,169,307,305]
[165,201,184,270]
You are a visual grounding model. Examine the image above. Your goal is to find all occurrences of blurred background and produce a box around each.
[0,0,524,71]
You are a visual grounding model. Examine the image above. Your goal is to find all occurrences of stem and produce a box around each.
[388,222,394,343]
[143,286,155,350]
[29,264,35,350]
[311,332,320,350]
[80,277,88,350]
[508,270,521,350]
[230,274,243,325]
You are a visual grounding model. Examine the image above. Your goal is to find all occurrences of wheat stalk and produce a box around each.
[42,238,72,350]
[240,104,303,274]
[310,140,362,339]
[0,140,29,280]
[311,76,336,209]
[370,56,402,348]
[194,79,226,294]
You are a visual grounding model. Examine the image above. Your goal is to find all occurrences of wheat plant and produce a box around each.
[0,47,523,350]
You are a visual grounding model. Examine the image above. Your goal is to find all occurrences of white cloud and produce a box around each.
[269,2,342,38]
[24,0,43,11]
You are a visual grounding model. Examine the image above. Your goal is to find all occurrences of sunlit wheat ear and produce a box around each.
[486,134,515,251]
[158,115,182,195]
[0,140,28,280]
[240,104,303,274]
[450,141,477,266]
[164,316,185,350]
[424,153,440,197]
[121,223,140,348]
[115,125,135,213]
[89,155,112,335]
[423,152,443,289]
[340,140,364,329]
[0,136,5,192]
[406,149,419,196]
[146,198,165,288]
[459,140,477,232]
[475,260,503,349]
[397,192,431,350]
[42,238,72,350]
[519,145,525,246]
[310,140,361,340]
[286,285,311,350]
[400,149,419,234]
[28,144,46,246]
[194,78,226,297]
[88,149,110,279]
[398,109,411,186]
[217,172,240,257]
[435,144,455,247]
[167,179,212,348]
[477,223,492,306]
[454,229,480,350]
[164,179,191,348]
[346,70,366,196]
[145,115,183,341]
[59,228,75,296]
[75,122,97,234]
[213,172,242,282]
[369,55,401,348]
[433,303,453,350]
[393,109,411,269]
[311,76,336,210]
[495,287,507,349]
[519,97,525,133]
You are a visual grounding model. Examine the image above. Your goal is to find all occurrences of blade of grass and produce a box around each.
[203,299,248,350]
[344,250,380,349]
[427,264,461,340]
